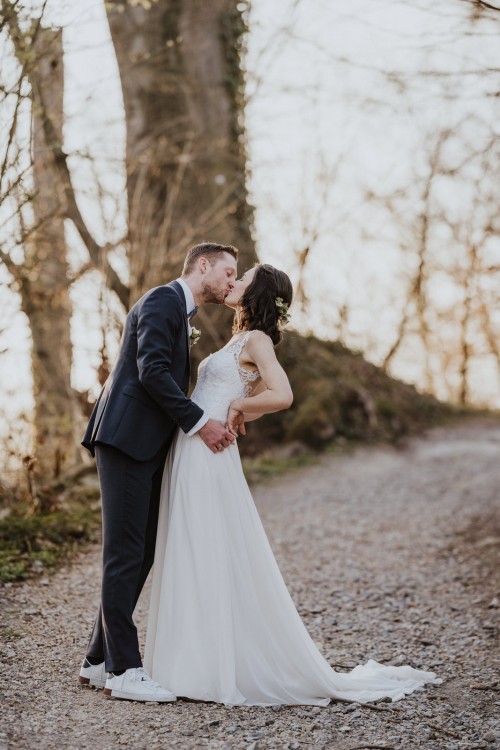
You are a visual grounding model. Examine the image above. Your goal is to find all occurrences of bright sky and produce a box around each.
[0,0,499,464]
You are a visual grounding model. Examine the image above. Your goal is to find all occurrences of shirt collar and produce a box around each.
[176,277,196,317]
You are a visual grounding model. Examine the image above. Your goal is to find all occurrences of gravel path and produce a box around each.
[1,418,499,750]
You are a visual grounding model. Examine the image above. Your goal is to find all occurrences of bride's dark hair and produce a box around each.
[233,264,293,345]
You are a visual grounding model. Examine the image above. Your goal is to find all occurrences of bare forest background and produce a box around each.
[0,0,499,511]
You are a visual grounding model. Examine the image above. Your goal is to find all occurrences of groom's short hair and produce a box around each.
[182,242,238,274]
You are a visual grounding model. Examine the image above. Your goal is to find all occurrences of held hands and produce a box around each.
[227,400,246,436]
[198,419,236,454]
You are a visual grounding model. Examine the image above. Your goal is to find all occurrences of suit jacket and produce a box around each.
[82,280,203,461]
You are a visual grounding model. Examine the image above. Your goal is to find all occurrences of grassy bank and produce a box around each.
[0,489,102,583]
[240,332,462,455]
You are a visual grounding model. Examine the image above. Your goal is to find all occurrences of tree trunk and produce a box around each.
[106,0,257,355]
[19,26,80,487]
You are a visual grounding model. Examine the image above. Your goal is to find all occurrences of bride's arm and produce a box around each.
[242,381,267,422]
[228,332,293,433]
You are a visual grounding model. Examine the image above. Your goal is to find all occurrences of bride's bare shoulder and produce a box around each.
[244,330,276,362]
[246,329,274,347]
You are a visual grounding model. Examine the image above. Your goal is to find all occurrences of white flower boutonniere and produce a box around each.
[190,326,201,346]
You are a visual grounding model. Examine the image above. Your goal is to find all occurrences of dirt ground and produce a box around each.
[1,418,499,750]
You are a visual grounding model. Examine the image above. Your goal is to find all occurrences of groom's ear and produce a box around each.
[197,256,209,274]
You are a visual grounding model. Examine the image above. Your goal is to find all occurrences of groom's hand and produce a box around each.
[198,419,236,453]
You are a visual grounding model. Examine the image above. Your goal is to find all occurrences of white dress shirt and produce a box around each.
[175,278,209,436]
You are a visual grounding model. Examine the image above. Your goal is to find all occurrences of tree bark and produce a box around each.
[106,0,257,354]
[19,26,80,487]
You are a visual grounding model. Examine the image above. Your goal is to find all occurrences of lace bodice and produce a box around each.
[191,331,261,422]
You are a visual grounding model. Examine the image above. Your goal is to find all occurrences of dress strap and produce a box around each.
[231,330,252,356]
[229,331,260,386]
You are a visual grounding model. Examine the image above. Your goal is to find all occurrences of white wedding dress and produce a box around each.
[144,331,441,706]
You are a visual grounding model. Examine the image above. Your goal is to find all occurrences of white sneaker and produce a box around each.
[79,658,107,688]
[104,667,176,702]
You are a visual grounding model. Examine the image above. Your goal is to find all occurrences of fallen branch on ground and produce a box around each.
[426,722,461,738]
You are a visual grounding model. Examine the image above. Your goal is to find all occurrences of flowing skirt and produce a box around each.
[144,431,441,706]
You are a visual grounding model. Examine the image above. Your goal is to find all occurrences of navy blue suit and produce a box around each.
[83,280,204,672]
[82,280,203,460]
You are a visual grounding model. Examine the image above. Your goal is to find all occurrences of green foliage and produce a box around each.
[1,628,23,638]
[242,451,318,484]
[0,505,101,583]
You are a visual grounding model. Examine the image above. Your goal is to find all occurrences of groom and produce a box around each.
[79,242,238,702]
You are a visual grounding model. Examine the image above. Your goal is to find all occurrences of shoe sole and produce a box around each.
[103,688,176,702]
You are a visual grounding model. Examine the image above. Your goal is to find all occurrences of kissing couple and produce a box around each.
[80,242,441,706]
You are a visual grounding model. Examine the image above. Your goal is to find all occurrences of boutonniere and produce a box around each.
[190,327,201,346]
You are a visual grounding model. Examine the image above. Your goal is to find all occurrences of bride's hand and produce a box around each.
[228,402,246,436]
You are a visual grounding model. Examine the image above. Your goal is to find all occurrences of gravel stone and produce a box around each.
[0,419,499,749]
[483,732,500,743]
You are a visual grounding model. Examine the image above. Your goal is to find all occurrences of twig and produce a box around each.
[348,745,396,750]
[471,683,500,692]
[335,702,399,714]
[426,722,461,739]
[472,0,500,12]
[356,703,397,713]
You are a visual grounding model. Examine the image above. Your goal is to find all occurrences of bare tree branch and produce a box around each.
[1,0,130,308]
[32,84,130,307]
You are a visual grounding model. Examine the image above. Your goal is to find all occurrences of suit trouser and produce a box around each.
[86,436,172,673]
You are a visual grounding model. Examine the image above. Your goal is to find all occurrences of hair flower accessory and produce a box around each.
[275,296,291,325]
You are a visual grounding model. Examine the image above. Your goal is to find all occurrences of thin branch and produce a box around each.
[36,95,129,307]
[464,0,500,12]
[3,1,130,309]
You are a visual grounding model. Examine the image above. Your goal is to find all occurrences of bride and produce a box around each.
[144,263,441,706]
